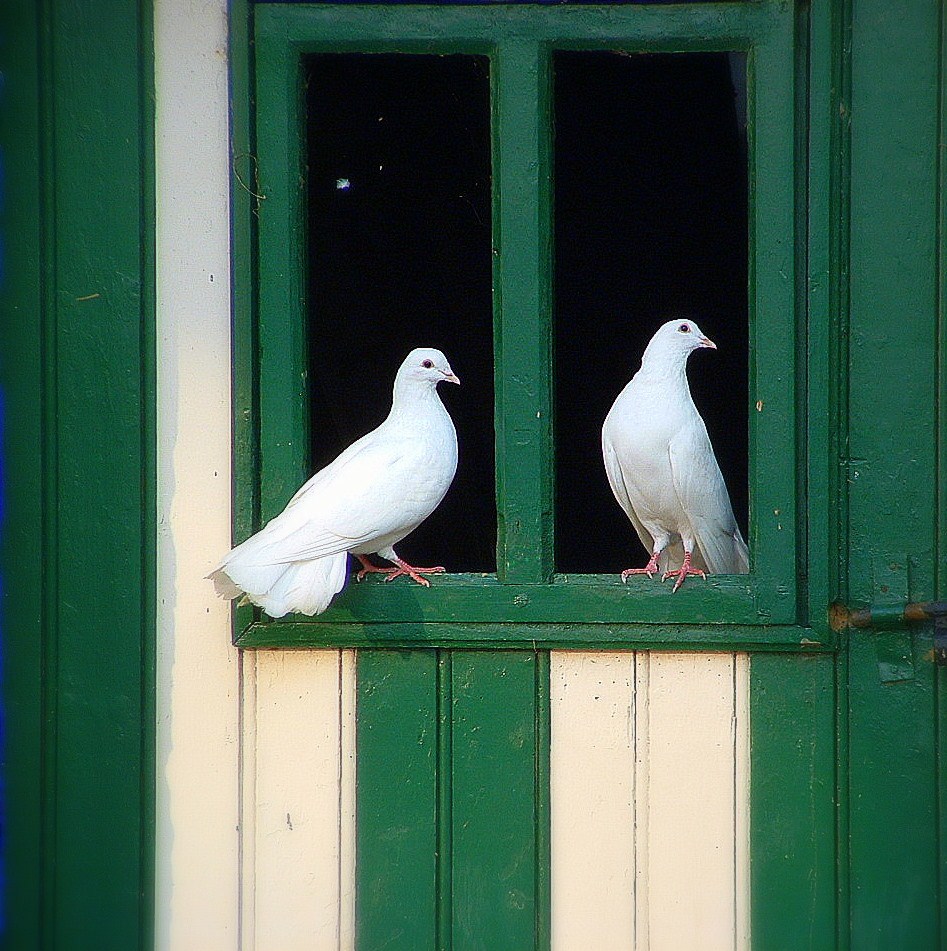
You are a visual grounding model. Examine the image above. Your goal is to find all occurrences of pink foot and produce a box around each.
[621,552,660,582]
[354,554,444,587]
[662,551,706,592]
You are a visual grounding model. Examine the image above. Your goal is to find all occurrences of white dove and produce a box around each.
[208,347,460,617]
[602,319,749,591]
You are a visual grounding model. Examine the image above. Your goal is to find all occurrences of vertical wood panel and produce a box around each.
[356,650,438,951]
[638,653,744,951]
[155,0,241,946]
[452,652,540,951]
[550,652,635,950]
[50,0,154,943]
[847,0,941,945]
[750,653,835,951]
[254,651,343,950]
[339,650,357,951]
[0,0,44,945]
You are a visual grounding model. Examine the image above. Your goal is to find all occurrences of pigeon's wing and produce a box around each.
[668,419,749,574]
[602,427,655,556]
[224,436,415,568]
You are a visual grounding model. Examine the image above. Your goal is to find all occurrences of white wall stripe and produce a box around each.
[642,653,742,951]
[551,652,636,950]
[253,651,345,950]
[155,0,241,946]
[552,651,749,951]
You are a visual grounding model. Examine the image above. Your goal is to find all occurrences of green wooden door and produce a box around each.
[230,1,947,947]
[2,0,945,946]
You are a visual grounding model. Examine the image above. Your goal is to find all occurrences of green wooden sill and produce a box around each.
[233,571,831,650]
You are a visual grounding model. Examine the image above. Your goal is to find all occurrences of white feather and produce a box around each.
[209,347,459,616]
[602,319,748,578]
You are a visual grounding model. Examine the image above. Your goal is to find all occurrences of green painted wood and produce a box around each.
[244,0,807,647]
[846,633,938,948]
[451,652,543,951]
[255,35,310,518]
[255,3,784,50]
[237,619,823,651]
[0,0,156,945]
[356,650,438,951]
[0,1,45,945]
[845,0,941,945]
[750,653,836,951]
[492,39,553,583]
[229,572,820,631]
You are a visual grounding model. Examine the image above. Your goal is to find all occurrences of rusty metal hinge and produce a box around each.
[831,600,947,666]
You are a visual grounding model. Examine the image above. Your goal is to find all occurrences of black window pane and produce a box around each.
[554,51,749,574]
[306,54,495,572]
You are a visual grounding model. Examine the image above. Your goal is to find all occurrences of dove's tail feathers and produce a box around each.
[209,551,348,617]
[693,523,749,575]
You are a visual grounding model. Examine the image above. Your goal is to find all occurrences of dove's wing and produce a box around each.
[668,419,749,574]
[227,435,417,568]
[602,427,655,555]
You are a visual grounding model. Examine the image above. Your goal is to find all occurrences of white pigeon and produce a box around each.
[601,319,749,591]
[208,347,460,617]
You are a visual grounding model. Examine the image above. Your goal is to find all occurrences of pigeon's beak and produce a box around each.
[443,372,461,385]
[699,335,717,350]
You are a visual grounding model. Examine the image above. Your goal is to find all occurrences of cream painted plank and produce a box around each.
[254,651,344,951]
[155,0,241,947]
[240,651,258,951]
[550,652,636,950]
[638,653,741,951]
[339,650,357,951]
[734,654,750,951]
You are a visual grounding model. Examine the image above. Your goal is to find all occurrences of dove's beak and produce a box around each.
[699,335,717,350]
[444,372,461,385]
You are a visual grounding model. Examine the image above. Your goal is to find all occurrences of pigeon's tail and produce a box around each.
[692,525,749,575]
[208,551,348,618]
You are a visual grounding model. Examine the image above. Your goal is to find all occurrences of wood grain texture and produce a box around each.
[637,653,746,951]
[551,653,635,950]
[253,651,345,950]
[551,652,748,951]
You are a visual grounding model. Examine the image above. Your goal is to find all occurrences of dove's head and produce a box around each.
[397,347,461,388]
[642,319,717,368]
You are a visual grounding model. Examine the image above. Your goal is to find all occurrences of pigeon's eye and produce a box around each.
[679,323,691,333]
[422,359,434,369]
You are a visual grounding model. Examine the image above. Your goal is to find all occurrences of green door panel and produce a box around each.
[356,650,438,951]
[751,654,836,951]
[0,0,156,947]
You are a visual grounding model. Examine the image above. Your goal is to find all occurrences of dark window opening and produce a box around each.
[305,53,495,572]
[554,50,749,574]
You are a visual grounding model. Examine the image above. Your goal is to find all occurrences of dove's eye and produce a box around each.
[422,359,434,369]
[679,323,691,333]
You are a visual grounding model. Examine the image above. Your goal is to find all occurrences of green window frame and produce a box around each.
[232,2,830,651]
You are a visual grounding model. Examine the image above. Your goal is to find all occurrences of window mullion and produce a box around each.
[493,38,554,584]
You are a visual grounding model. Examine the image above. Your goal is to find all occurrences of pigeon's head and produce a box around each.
[398,347,461,388]
[643,319,717,366]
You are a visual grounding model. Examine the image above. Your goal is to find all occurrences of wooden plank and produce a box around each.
[637,653,744,951]
[750,653,835,951]
[356,650,438,951]
[253,651,344,950]
[0,1,44,945]
[339,650,357,951]
[492,38,554,583]
[45,0,155,945]
[154,0,242,945]
[846,0,940,945]
[847,634,938,948]
[451,652,541,951]
[550,652,635,950]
